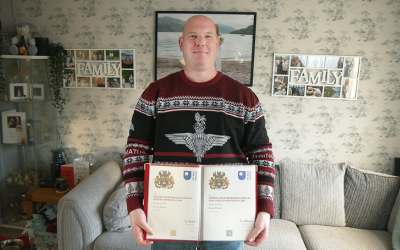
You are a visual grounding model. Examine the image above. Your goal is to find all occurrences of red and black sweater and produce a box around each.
[123,70,275,216]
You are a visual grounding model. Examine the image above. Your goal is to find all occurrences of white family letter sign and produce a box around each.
[63,49,136,89]
[272,53,361,100]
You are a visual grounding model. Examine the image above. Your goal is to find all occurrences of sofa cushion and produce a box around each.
[389,190,400,234]
[103,181,131,232]
[299,225,392,250]
[344,166,400,230]
[242,219,306,250]
[279,160,346,226]
[393,197,400,250]
[94,230,150,250]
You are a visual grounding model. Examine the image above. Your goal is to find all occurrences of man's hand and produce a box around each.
[129,208,154,246]
[244,212,271,247]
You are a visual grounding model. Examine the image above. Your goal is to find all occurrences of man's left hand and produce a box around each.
[244,212,271,246]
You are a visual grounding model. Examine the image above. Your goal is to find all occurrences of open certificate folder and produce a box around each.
[143,163,257,241]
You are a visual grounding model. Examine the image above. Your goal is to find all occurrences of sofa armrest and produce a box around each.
[57,160,123,250]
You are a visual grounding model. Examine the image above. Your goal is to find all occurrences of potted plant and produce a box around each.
[47,42,72,115]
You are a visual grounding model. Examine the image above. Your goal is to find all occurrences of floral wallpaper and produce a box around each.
[9,0,400,174]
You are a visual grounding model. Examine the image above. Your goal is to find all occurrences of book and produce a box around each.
[60,160,89,185]
[143,163,257,241]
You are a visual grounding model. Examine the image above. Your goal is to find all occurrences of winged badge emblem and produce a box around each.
[165,112,230,162]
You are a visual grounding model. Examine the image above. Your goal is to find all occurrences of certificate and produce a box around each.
[143,163,256,241]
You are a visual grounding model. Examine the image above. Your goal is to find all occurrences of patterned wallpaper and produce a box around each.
[10,0,400,174]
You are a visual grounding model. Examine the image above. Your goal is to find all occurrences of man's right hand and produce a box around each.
[129,208,154,246]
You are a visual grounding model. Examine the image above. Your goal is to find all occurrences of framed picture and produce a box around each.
[1,111,27,144]
[272,53,362,100]
[32,84,45,100]
[155,11,257,86]
[10,83,29,100]
[64,49,136,89]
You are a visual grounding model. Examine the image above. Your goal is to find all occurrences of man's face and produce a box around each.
[179,16,220,71]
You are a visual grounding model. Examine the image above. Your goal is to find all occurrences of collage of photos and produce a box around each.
[63,49,135,89]
[272,54,361,100]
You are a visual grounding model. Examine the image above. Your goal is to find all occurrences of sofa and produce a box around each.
[57,160,400,250]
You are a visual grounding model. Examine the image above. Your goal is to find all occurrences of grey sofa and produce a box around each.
[58,160,400,250]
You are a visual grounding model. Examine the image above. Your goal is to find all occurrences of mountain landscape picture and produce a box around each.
[156,12,257,86]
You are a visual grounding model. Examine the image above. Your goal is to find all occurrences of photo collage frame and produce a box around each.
[272,53,361,100]
[63,49,136,89]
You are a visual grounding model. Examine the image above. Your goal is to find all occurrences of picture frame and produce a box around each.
[272,53,362,100]
[155,11,257,86]
[1,111,27,144]
[32,84,45,100]
[10,83,29,100]
[63,49,136,89]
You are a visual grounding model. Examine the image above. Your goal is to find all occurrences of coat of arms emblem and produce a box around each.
[165,112,231,162]
[209,171,229,190]
[154,170,175,189]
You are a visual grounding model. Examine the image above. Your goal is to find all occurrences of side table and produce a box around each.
[25,185,75,219]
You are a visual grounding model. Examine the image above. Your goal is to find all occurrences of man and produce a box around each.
[123,15,275,250]
[97,78,105,87]
[282,57,289,75]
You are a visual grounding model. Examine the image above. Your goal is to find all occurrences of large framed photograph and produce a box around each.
[10,83,29,100]
[1,111,27,144]
[155,11,257,86]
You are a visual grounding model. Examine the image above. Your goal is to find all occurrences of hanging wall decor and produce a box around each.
[155,11,257,87]
[63,49,136,89]
[272,53,362,100]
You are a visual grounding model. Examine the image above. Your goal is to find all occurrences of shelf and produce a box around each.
[1,139,55,148]
[0,220,27,230]
[1,55,49,60]
[0,99,52,104]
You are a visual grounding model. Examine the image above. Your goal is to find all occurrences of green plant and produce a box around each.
[47,42,71,115]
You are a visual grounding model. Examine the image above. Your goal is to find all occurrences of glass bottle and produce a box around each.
[50,148,66,181]
[83,153,96,173]
[19,31,28,55]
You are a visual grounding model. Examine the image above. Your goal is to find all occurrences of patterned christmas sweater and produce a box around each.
[123,70,275,216]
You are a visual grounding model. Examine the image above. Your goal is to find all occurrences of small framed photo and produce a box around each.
[1,111,27,144]
[32,84,45,100]
[10,83,29,100]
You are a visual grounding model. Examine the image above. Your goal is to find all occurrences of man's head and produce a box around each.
[179,15,220,73]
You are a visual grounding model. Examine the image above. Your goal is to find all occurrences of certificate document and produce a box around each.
[144,163,256,241]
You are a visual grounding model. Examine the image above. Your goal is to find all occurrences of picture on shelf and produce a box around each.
[1,110,27,144]
[10,83,29,100]
[32,84,45,100]
[64,49,136,89]
[271,53,361,100]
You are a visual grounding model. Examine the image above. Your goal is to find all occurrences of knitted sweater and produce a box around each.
[123,70,275,216]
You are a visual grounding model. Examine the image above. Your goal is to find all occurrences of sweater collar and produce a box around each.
[179,70,223,87]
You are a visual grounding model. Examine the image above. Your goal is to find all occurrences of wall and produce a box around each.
[10,0,400,174]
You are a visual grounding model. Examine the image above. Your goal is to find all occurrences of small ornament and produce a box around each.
[21,138,25,145]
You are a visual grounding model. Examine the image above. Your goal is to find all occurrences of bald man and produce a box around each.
[124,15,275,250]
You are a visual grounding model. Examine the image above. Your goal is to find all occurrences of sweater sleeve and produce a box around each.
[123,85,157,214]
[241,100,275,217]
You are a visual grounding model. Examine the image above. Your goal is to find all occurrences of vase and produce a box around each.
[50,148,66,181]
